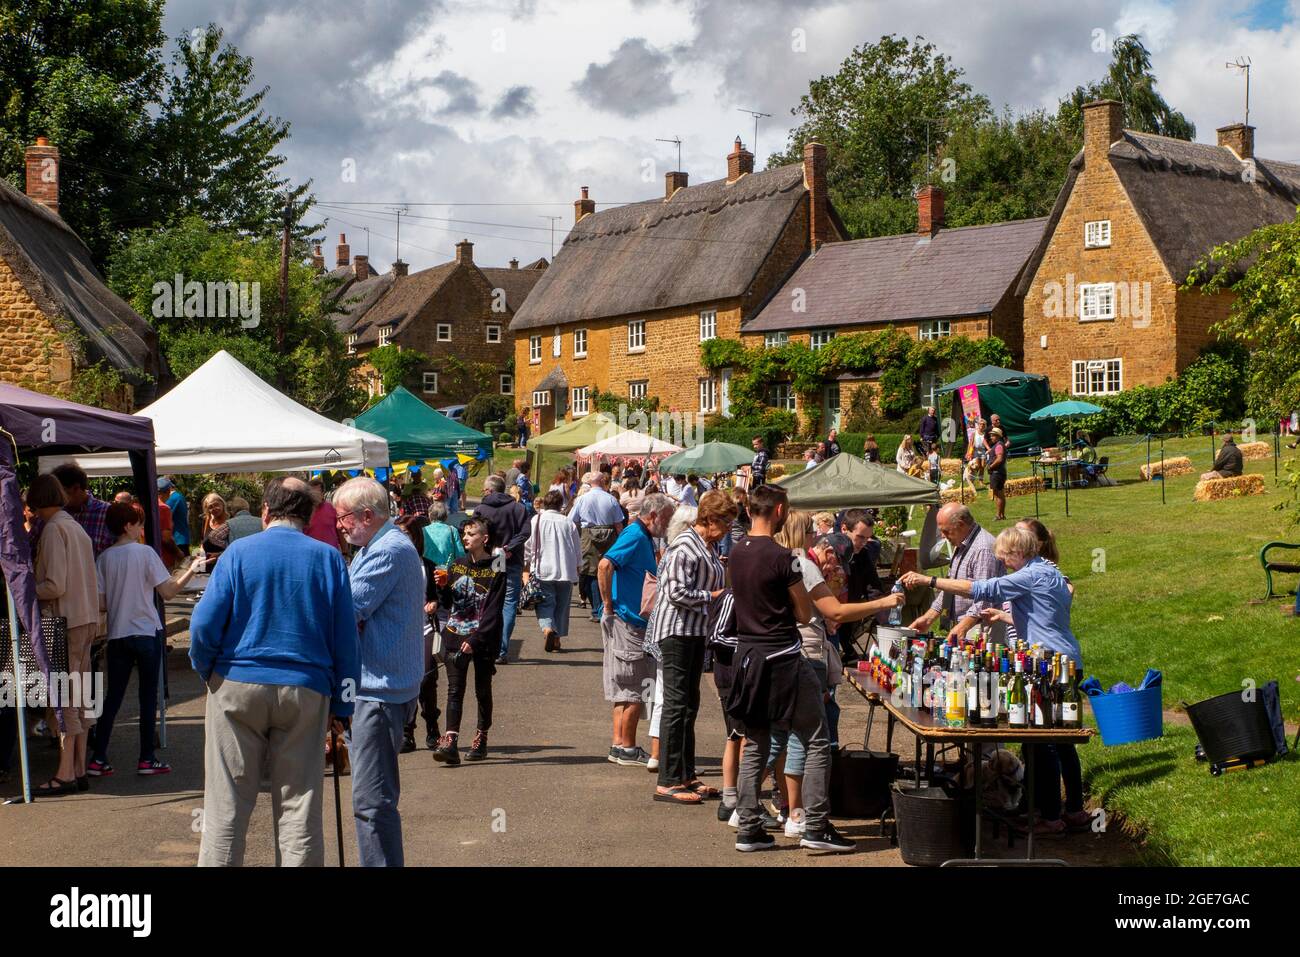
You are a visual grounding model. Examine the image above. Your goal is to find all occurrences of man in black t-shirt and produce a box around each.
[726,484,855,854]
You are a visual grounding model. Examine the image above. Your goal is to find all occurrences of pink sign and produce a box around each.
[958,384,981,424]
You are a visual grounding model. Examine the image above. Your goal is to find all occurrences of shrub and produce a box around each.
[465,393,516,433]
[498,432,513,446]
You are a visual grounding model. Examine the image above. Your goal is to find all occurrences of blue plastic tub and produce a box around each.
[1088,684,1163,746]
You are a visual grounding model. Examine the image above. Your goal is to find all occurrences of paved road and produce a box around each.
[1,602,1137,866]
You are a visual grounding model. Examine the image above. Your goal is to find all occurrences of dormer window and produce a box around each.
[1085,220,1111,249]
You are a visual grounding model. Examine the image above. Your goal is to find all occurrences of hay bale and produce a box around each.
[766,463,786,480]
[1140,456,1193,480]
[1004,476,1045,498]
[1193,473,1265,502]
[1239,441,1271,461]
[940,457,963,476]
[940,486,977,504]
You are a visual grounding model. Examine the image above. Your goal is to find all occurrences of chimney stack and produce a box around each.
[455,239,474,264]
[916,185,945,236]
[392,259,409,277]
[25,137,59,215]
[574,186,595,224]
[1083,100,1124,167]
[509,258,520,269]
[727,137,754,183]
[336,233,350,268]
[1216,123,1255,160]
[665,170,689,198]
[310,242,325,271]
[353,254,370,279]
[802,141,833,250]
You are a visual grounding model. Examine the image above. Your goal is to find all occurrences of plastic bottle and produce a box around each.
[888,579,904,626]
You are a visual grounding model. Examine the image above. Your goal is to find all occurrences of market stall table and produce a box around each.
[843,668,1093,866]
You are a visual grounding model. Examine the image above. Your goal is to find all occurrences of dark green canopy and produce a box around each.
[353,387,492,463]
[778,454,940,509]
[937,365,1055,452]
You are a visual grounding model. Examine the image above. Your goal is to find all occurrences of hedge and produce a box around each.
[830,432,906,463]
[704,425,785,455]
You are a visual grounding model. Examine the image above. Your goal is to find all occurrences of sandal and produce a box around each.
[653,785,702,805]
[685,780,721,799]
[34,776,76,796]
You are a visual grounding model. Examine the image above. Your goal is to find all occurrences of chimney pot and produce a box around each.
[336,233,350,268]
[392,259,409,277]
[24,138,60,215]
[1082,99,1124,167]
[353,254,370,279]
[455,239,474,264]
[574,186,595,224]
[665,170,689,198]
[1216,123,1255,161]
[727,137,754,183]
[509,258,519,269]
[916,184,945,235]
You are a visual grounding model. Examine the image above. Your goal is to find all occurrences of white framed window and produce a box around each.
[378,324,394,347]
[766,383,795,412]
[1084,220,1112,249]
[486,324,502,343]
[628,319,646,352]
[346,333,357,355]
[436,323,452,342]
[810,330,835,350]
[699,377,718,413]
[1079,282,1117,321]
[500,373,513,395]
[571,386,589,416]
[764,331,789,348]
[532,389,551,407]
[574,329,588,358]
[699,309,717,341]
[1072,359,1122,396]
[529,335,541,363]
[920,371,945,409]
[422,371,438,394]
[918,320,951,341]
[629,380,648,401]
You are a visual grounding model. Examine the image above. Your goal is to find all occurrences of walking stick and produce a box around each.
[330,724,345,867]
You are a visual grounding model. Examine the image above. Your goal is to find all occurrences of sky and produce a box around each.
[161,0,1300,272]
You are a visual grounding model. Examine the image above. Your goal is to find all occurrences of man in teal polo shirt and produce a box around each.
[597,492,676,767]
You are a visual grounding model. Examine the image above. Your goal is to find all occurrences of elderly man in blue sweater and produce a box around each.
[191,477,360,867]
[334,476,425,867]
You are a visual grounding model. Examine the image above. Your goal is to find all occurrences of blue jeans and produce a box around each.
[351,699,406,867]
[536,580,573,636]
[588,577,604,620]
[91,635,163,765]
[499,565,523,657]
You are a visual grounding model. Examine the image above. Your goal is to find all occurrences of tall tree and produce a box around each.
[1059,34,1194,140]
[768,34,990,238]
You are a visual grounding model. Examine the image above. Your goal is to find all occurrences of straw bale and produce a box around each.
[1193,473,1265,502]
[1139,456,1193,480]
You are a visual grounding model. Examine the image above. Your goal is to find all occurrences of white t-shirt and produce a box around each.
[96,542,170,640]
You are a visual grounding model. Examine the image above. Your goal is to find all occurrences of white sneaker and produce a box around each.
[646,757,659,771]
[784,811,805,838]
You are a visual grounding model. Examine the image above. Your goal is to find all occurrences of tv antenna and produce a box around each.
[362,226,370,256]
[655,136,683,172]
[737,108,771,157]
[538,215,561,257]
[1225,57,1251,126]
[919,116,947,178]
[386,205,408,261]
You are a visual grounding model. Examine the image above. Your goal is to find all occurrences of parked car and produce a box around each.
[438,404,467,422]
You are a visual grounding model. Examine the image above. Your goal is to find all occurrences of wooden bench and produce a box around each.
[1260,541,1300,600]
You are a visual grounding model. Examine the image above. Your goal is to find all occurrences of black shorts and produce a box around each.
[989,469,1007,492]
[718,693,746,741]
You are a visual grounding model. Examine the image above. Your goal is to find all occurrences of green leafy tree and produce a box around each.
[367,345,431,397]
[1059,34,1194,140]
[768,34,990,238]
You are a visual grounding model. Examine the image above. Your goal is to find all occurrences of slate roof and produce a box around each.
[330,272,396,335]
[744,218,1047,332]
[510,163,820,331]
[349,262,457,346]
[1016,130,1300,295]
[0,176,163,396]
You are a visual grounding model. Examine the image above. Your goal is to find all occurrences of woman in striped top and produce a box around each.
[648,490,737,805]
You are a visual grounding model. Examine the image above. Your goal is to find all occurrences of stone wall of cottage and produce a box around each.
[0,256,75,390]
[1019,151,1229,392]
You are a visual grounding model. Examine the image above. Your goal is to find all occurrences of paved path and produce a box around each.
[1,603,1138,866]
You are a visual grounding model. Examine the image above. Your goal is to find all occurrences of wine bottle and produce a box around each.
[1008,657,1027,728]
[966,659,981,726]
[1062,659,1082,729]
[979,665,995,724]
[1051,655,1064,725]
[1032,660,1050,728]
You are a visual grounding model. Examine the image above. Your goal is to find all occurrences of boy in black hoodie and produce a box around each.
[472,474,530,663]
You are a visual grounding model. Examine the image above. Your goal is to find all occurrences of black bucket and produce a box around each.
[891,783,975,867]
[1186,690,1276,766]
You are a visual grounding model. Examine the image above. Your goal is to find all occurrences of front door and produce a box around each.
[824,383,841,431]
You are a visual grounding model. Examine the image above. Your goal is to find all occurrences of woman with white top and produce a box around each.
[895,434,920,475]
[524,490,581,652]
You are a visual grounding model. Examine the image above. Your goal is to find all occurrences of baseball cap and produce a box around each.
[157,477,174,491]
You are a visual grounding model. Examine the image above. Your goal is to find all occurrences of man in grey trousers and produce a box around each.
[335,477,425,867]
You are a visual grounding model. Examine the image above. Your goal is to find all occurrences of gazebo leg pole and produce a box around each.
[7,585,32,804]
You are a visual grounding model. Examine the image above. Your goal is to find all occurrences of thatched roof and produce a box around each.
[744,218,1046,332]
[479,265,545,314]
[330,271,396,335]
[1016,130,1300,296]
[0,176,163,395]
[510,164,814,331]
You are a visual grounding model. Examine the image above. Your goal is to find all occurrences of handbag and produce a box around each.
[519,515,545,610]
[0,615,70,708]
